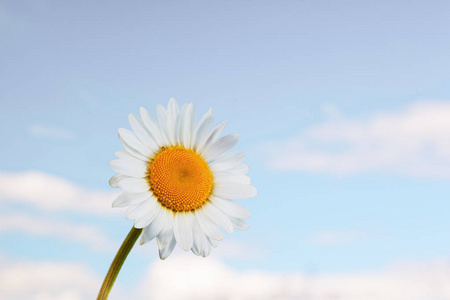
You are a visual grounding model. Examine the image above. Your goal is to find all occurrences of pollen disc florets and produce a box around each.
[148,147,213,212]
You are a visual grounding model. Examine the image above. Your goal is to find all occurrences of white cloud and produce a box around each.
[29,124,74,139]
[3,255,450,300]
[307,229,366,246]
[0,171,120,216]
[0,213,115,251]
[135,256,450,300]
[267,101,450,179]
[0,261,101,300]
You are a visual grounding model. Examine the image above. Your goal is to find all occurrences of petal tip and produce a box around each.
[252,186,258,197]
[107,160,114,168]
[159,252,168,260]
[108,176,118,188]
[117,128,128,138]
[178,244,190,251]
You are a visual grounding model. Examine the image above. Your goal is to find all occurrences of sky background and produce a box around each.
[1,0,450,299]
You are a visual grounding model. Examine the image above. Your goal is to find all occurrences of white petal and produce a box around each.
[207,236,219,248]
[211,150,245,164]
[211,165,249,178]
[140,208,169,244]
[202,202,233,234]
[192,108,214,150]
[167,98,180,114]
[213,183,257,200]
[140,107,165,147]
[114,151,148,165]
[109,158,147,178]
[190,104,197,141]
[156,104,171,146]
[202,133,239,161]
[182,104,194,149]
[194,209,223,241]
[227,165,250,175]
[209,151,245,172]
[209,196,251,218]
[191,217,207,256]
[118,177,149,193]
[214,174,252,185]
[118,128,153,158]
[166,98,180,146]
[177,104,188,146]
[128,113,159,152]
[112,191,152,208]
[126,199,157,220]
[156,211,177,259]
[121,143,149,161]
[109,174,128,188]
[229,216,249,231]
[173,212,193,251]
[114,150,147,162]
[196,121,227,155]
[222,164,250,175]
[159,235,176,260]
[134,199,161,228]
[114,150,127,159]
[202,242,211,257]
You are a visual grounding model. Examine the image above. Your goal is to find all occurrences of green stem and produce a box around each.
[97,226,142,300]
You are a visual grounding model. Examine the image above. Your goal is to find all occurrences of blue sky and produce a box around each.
[1,1,450,299]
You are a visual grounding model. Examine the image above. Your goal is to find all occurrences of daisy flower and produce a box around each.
[109,98,257,259]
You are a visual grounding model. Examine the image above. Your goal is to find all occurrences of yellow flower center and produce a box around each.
[148,147,213,212]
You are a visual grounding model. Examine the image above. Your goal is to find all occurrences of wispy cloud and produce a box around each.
[2,255,450,300]
[28,124,74,139]
[266,101,450,179]
[0,213,115,251]
[0,261,100,300]
[0,171,120,216]
[136,256,450,300]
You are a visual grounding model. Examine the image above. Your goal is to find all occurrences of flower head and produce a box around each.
[109,99,257,259]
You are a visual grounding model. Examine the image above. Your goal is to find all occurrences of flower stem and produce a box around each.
[97,226,142,300]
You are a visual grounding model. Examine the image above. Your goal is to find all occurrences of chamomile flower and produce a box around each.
[109,99,256,259]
